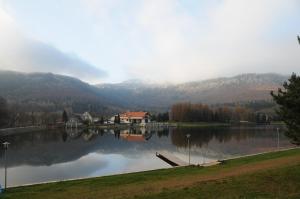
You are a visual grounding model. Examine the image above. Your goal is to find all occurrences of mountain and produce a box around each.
[0,71,121,114]
[96,73,288,110]
[0,71,288,114]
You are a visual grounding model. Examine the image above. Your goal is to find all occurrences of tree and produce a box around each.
[0,97,9,127]
[62,110,69,123]
[100,116,104,124]
[271,73,300,145]
[114,114,121,124]
[156,112,169,122]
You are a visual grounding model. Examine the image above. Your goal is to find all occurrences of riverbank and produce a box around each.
[174,122,230,128]
[3,148,300,199]
[173,122,287,129]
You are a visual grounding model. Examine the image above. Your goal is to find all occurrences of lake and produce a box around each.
[0,125,295,187]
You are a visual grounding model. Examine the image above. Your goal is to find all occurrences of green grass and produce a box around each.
[137,164,300,199]
[2,148,300,199]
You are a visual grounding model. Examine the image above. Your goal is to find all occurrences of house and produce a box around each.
[66,114,82,128]
[119,112,150,124]
[81,112,93,123]
[64,108,93,127]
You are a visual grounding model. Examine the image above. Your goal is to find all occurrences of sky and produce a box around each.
[0,0,299,84]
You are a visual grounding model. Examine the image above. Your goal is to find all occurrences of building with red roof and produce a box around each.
[119,111,150,124]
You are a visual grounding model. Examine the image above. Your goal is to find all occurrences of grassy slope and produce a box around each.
[138,164,300,199]
[3,148,300,199]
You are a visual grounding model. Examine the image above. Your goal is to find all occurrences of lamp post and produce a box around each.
[186,134,191,165]
[277,128,280,150]
[3,142,10,190]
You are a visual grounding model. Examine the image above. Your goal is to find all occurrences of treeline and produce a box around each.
[151,112,169,122]
[170,102,269,123]
[0,96,62,128]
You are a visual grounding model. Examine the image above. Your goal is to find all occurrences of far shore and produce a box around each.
[0,121,286,136]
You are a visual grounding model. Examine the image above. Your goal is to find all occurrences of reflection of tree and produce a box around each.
[157,128,169,138]
[170,127,257,148]
[62,131,68,142]
[114,129,120,139]
[0,129,64,159]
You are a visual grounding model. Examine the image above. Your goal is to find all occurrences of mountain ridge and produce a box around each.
[96,73,287,110]
[0,70,288,113]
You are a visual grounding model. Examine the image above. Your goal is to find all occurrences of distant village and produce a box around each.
[63,109,154,128]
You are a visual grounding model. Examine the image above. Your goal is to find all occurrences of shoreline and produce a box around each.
[4,147,300,198]
[6,146,298,189]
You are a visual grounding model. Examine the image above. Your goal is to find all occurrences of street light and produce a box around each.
[186,134,191,165]
[3,142,10,190]
[277,128,280,150]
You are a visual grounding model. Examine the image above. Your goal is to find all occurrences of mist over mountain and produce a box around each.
[0,70,287,114]
[97,73,287,111]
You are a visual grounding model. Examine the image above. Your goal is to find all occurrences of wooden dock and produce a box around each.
[156,151,189,167]
[202,161,221,167]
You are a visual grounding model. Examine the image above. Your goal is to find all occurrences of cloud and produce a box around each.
[127,0,300,82]
[1,0,300,83]
[83,0,300,83]
[0,7,107,83]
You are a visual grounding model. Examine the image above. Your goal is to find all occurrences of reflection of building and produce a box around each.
[120,128,147,135]
[120,133,145,142]
[119,127,153,142]
[120,112,150,124]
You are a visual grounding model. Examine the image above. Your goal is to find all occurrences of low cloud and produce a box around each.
[0,7,107,83]
[82,0,300,83]
[1,1,300,83]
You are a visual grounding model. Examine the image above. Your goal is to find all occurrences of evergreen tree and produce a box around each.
[62,110,69,123]
[271,73,300,145]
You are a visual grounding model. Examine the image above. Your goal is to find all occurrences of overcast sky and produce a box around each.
[0,0,299,84]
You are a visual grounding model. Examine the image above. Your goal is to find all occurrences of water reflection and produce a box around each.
[0,126,294,186]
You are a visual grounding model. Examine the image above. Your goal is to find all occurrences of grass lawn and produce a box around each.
[2,148,300,199]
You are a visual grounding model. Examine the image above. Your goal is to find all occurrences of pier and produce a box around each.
[156,151,189,167]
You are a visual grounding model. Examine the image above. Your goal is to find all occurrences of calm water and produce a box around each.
[0,125,295,187]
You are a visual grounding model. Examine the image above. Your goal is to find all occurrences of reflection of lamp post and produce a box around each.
[3,142,10,190]
[186,134,191,165]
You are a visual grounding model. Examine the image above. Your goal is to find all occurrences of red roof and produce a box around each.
[120,112,148,118]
